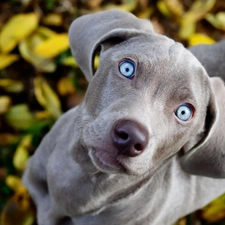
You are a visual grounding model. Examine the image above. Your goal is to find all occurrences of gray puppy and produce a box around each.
[23,9,225,225]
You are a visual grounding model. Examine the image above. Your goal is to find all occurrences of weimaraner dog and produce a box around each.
[23,9,225,225]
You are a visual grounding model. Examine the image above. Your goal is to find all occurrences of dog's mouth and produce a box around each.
[89,149,126,173]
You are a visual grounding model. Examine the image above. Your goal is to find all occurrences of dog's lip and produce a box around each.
[90,149,124,172]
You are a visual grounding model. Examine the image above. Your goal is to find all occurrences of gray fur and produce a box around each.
[23,9,225,225]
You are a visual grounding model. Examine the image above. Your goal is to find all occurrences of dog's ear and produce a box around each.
[68,9,153,81]
[181,77,225,178]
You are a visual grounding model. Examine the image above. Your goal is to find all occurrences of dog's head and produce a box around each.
[69,10,225,178]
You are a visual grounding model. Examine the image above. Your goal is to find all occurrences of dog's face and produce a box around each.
[74,34,211,176]
[69,9,225,178]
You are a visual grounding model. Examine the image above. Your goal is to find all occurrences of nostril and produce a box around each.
[112,120,149,157]
[117,131,129,140]
[134,143,143,151]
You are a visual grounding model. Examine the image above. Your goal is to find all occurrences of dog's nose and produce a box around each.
[112,120,149,157]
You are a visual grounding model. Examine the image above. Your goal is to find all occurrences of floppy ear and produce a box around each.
[68,9,153,81]
[181,77,225,178]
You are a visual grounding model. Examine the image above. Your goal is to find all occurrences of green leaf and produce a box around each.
[5,104,37,130]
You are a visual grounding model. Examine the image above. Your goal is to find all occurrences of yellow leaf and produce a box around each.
[0,13,39,53]
[34,77,62,118]
[6,175,24,192]
[42,13,63,26]
[202,194,225,222]
[206,12,225,31]
[94,55,99,70]
[0,79,24,93]
[34,33,69,58]
[35,110,52,119]
[5,104,37,130]
[19,33,56,72]
[61,56,78,67]
[0,96,11,114]
[179,0,216,39]
[104,0,137,12]
[157,0,172,17]
[1,178,34,225]
[179,19,196,39]
[36,26,57,38]
[187,0,216,21]
[13,134,32,171]
[188,33,216,46]
[0,54,19,69]
[137,8,154,19]
[57,77,75,96]
[164,0,184,17]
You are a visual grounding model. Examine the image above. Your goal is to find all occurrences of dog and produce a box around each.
[23,9,225,225]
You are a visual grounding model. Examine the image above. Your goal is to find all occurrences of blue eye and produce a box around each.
[175,104,194,122]
[119,60,135,79]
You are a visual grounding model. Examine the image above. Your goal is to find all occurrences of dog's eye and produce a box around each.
[119,60,135,79]
[175,104,194,122]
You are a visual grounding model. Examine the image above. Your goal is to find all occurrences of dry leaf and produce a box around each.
[34,77,62,119]
[13,134,32,171]
[0,133,19,146]
[164,0,184,17]
[157,0,172,17]
[0,54,19,69]
[0,79,24,93]
[137,8,154,19]
[0,13,39,53]
[2,176,34,225]
[0,96,11,114]
[34,33,69,58]
[57,76,75,96]
[36,26,57,38]
[42,13,63,26]
[206,12,225,31]
[179,0,216,39]
[5,104,37,130]
[202,194,225,223]
[19,32,56,72]
[6,175,25,192]
[104,0,137,12]
[188,33,216,46]
[61,56,78,67]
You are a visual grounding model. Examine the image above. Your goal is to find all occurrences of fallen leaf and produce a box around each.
[61,56,78,67]
[164,0,184,17]
[0,96,11,114]
[5,104,37,130]
[0,133,19,146]
[94,55,99,70]
[0,13,39,53]
[206,12,225,31]
[19,32,56,72]
[202,194,225,223]
[179,0,216,39]
[1,176,34,225]
[42,13,63,26]
[0,79,24,93]
[188,33,216,46]
[5,175,24,192]
[36,26,57,38]
[34,33,69,58]
[104,0,137,12]
[34,77,62,119]
[0,54,19,69]
[157,0,172,17]
[137,8,154,19]
[13,134,32,171]
[57,76,76,96]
